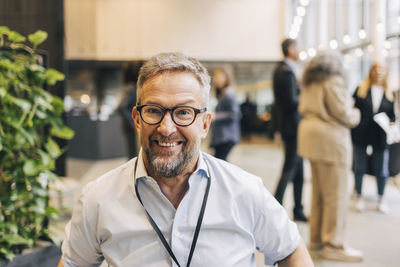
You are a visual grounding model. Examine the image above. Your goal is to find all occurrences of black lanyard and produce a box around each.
[134,158,211,267]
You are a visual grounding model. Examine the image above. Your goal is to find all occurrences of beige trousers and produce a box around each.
[309,160,349,247]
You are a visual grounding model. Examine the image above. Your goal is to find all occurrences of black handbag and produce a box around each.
[389,143,400,177]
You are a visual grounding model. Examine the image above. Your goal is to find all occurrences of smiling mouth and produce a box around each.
[155,140,183,147]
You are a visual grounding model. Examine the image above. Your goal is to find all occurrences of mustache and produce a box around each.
[150,133,185,143]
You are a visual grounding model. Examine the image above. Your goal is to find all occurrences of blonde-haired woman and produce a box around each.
[351,62,395,213]
[297,52,361,262]
[210,67,241,160]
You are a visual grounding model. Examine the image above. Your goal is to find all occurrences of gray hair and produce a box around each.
[137,52,211,107]
[302,51,345,87]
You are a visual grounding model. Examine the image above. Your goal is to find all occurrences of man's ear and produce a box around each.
[132,106,141,133]
[201,112,212,139]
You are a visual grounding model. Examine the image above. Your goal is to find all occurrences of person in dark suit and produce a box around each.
[351,62,395,214]
[240,94,257,140]
[272,38,307,222]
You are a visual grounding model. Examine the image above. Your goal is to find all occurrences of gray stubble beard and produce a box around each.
[142,138,200,178]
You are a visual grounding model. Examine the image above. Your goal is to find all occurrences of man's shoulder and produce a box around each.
[80,159,135,201]
[274,61,290,72]
[202,152,264,190]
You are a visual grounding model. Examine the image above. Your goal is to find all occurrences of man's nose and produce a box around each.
[157,112,177,135]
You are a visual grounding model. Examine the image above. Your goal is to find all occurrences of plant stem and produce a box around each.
[0,120,4,136]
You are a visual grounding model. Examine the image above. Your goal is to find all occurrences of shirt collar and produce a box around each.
[284,58,297,71]
[134,149,210,183]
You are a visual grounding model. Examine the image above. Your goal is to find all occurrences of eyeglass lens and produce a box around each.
[141,105,196,125]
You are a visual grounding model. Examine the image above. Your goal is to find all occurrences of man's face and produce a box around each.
[132,71,211,178]
[288,44,299,61]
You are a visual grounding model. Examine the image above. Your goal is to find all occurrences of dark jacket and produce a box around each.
[351,88,395,150]
[272,61,301,139]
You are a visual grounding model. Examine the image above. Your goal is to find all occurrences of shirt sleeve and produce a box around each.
[253,183,300,266]
[61,186,104,267]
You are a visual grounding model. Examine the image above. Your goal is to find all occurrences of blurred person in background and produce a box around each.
[272,38,307,222]
[210,67,241,161]
[118,61,143,158]
[351,62,395,214]
[240,93,257,140]
[298,52,362,262]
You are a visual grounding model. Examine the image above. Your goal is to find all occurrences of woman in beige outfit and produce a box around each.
[297,52,361,262]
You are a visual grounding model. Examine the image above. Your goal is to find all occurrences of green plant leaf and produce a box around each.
[23,160,40,176]
[45,68,65,85]
[35,95,54,111]
[38,149,52,168]
[0,27,68,261]
[50,125,75,140]
[0,246,15,261]
[45,137,61,158]
[0,59,18,71]
[0,26,11,36]
[28,30,48,48]
[12,96,32,112]
[8,31,26,43]
[44,171,58,183]
[10,43,25,50]
[0,87,5,97]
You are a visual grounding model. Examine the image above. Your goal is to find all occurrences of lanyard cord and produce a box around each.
[134,158,211,267]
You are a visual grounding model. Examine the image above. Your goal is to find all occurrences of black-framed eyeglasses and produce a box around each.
[136,104,207,126]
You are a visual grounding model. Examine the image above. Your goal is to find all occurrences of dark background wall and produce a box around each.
[0,0,67,176]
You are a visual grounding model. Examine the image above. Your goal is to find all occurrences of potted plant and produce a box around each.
[0,26,74,263]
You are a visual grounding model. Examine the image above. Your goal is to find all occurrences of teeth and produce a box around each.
[158,141,178,147]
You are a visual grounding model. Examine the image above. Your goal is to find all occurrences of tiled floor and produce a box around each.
[52,135,400,266]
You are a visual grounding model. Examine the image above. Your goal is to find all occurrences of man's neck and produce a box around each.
[153,175,190,209]
[145,154,199,209]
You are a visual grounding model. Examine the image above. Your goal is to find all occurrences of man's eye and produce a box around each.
[145,108,162,114]
[175,109,192,116]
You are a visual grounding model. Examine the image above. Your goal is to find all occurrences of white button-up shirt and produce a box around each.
[62,151,300,267]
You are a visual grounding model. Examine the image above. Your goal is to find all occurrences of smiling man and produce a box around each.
[59,52,313,267]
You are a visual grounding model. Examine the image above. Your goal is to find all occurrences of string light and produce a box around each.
[367,44,374,52]
[289,31,298,39]
[299,0,310,6]
[382,49,388,58]
[307,47,316,57]
[299,51,308,61]
[294,16,303,25]
[355,48,363,57]
[288,2,308,39]
[343,34,351,45]
[358,29,367,39]
[329,39,338,49]
[297,6,306,16]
